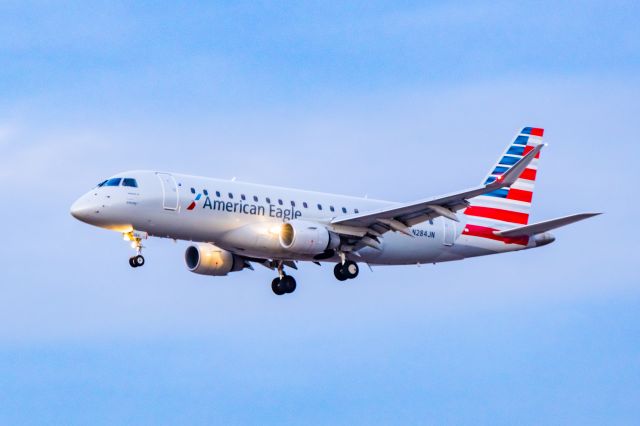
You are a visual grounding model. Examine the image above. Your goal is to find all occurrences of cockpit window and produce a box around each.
[122,178,138,188]
[105,178,122,187]
[96,180,108,187]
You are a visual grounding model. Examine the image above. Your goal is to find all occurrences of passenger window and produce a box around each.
[216,191,221,197]
[253,195,258,202]
[105,178,122,187]
[342,207,347,213]
[241,194,246,201]
[203,189,209,196]
[303,202,308,208]
[266,197,271,204]
[330,206,335,212]
[278,199,283,205]
[354,209,359,214]
[228,193,234,199]
[317,204,323,210]
[291,200,295,207]
[190,188,196,194]
[122,178,138,188]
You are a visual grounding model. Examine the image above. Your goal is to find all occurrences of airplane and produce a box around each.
[70,127,600,296]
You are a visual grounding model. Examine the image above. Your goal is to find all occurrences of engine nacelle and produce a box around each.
[185,243,245,276]
[279,220,340,255]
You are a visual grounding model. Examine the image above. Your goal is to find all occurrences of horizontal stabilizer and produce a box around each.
[494,213,602,238]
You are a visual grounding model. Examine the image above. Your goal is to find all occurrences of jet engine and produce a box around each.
[185,243,245,276]
[279,220,340,255]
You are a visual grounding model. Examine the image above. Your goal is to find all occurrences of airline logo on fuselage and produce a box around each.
[189,194,302,221]
[187,192,202,210]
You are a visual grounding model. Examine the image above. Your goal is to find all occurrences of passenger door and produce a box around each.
[156,173,179,211]
[443,219,455,246]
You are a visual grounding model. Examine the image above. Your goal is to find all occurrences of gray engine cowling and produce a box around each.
[185,243,245,276]
[279,220,340,255]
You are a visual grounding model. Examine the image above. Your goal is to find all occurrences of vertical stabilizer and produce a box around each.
[461,127,544,246]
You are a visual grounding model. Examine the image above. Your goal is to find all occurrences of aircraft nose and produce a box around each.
[70,196,95,223]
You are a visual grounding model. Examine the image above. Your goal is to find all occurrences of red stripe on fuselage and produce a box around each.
[462,224,529,246]
[464,206,529,224]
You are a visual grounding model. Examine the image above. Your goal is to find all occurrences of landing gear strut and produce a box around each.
[271,261,297,295]
[334,260,359,281]
[124,231,147,268]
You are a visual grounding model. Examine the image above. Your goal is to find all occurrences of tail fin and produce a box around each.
[463,127,544,228]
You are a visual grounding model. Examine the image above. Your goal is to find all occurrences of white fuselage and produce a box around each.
[71,170,529,266]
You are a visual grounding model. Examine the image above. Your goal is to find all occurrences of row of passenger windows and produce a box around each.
[97,178,138,188]
[191,187,360,214]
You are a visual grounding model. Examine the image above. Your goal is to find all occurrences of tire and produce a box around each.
[129,257,137,268]
[134,255,145,267]
[272,278,285,296]
[343,261,359,279]
[281,275,297,294]
[334,264,348,281]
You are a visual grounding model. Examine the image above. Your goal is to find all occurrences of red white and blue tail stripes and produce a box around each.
[461,127,544,246]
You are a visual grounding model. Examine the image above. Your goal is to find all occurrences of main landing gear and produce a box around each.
[334,260,359,281]
[124,231,147,268]
[269,258,359,295]
[271,262,297,296]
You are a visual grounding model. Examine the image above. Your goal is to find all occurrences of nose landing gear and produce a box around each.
[129,255,145,268]
[124,230,148,268]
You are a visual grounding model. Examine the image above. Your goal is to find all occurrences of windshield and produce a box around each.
[96,177,138,188]
[104,178,122,187]
[122,178,138,188]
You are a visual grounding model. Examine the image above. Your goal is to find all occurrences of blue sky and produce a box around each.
[1,1,639,424]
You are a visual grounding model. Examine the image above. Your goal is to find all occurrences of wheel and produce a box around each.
[271,278,285,296]
[134,255,145,267]
[280,275,297,294]
[334,263,348,281]
[129,257,137,268]
[343,261,359,279]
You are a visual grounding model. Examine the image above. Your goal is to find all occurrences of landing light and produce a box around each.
[122,229,135,241]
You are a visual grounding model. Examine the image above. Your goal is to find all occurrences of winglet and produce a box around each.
[488,143,543,189]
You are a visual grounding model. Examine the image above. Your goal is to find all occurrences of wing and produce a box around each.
[329,144,543,250]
